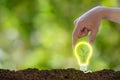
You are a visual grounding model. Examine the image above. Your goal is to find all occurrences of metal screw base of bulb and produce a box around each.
[80,65,92,73]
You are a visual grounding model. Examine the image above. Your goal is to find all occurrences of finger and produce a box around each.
[89,30,98,44]
[72,35,77,48]
[72,25,84,48]
[73,19,86,48]
[72,29,78,48]
[73,28,88,49]
[74,19,77,26]
[74,18,79,26]
[78,28,89,38]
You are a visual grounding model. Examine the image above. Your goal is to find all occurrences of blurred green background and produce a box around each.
[0,0,120,71]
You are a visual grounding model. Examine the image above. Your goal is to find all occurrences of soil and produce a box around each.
[0,68,120,80]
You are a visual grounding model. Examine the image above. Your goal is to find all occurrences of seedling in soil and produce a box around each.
[74,41,93,73]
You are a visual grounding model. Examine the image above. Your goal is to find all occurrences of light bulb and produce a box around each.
[74,41,93,72]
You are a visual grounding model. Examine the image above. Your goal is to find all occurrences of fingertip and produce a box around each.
[89,35,94,44]
[72,44,75,49]
[89,40,93,45]
[72,40,76,49]
[89,30,98,45]
[89,36,95,45]
[72,35,77,48]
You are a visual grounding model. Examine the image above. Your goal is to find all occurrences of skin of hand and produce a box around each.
[72,6,105,48]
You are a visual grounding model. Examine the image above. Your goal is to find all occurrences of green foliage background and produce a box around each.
[0,0,120,71]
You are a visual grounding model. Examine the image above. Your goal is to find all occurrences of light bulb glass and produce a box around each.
[74,41,93,72]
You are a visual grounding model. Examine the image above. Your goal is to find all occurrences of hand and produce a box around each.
[72,6,104,48]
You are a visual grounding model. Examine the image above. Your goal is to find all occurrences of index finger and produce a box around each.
[72,34,77,48]
[72,24,83,48]
[89,29,98,44]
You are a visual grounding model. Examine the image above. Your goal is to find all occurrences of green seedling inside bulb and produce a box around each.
[74,41,93,72]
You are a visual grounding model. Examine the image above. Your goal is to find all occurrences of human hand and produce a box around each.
[72,6,104,48]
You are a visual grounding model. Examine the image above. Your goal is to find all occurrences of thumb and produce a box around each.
[89,30,98,44]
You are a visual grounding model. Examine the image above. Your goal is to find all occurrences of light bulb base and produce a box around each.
[80,65,87,72]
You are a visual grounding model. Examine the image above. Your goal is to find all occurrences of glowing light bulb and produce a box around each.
[74,41,93,72]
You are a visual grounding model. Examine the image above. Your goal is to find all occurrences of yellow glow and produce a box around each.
[74,41,93,66]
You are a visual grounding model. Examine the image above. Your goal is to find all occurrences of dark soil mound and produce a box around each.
[0,68,120,80]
